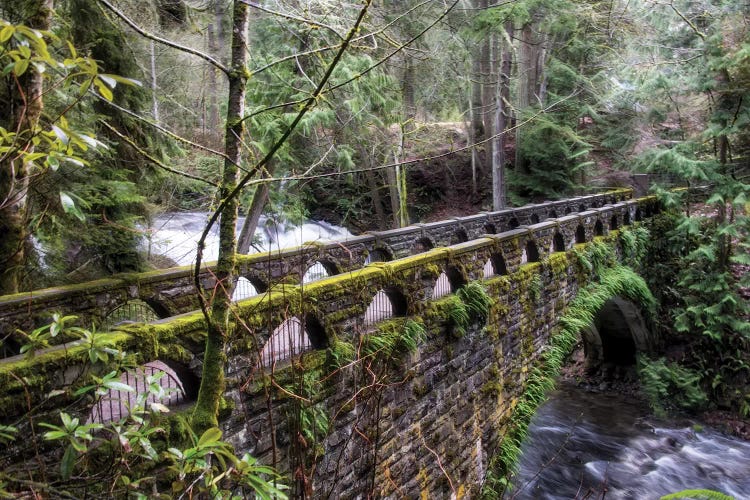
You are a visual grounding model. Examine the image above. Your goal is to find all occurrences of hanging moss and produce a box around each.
[481,264,655,498]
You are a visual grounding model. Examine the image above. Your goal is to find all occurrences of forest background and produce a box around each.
[0,0,749,495]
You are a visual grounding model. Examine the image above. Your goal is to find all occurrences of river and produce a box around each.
[143,212,354,266]
[512,382,750,499]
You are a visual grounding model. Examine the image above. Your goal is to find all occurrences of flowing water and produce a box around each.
[143,212,354,266]
[512,382,750,499]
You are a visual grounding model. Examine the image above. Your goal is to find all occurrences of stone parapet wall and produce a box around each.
[0,193,661,497]
[0,189,633,346]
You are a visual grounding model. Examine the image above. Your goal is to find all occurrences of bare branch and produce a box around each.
[97,0,231,74]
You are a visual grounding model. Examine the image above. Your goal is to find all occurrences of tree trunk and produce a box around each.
[237,177,270,254]
[515,22,534,174]
[361,147,388,230]
[492,30,511,210]
[192,0,249,433]
[0,0,53,294]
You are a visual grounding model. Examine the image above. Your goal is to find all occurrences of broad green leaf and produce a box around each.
[60,445,77,480]
[60,192,85,221]
[197,427,222,447]
[0,25,13,43]
[13,59,28,76]
[50,124,68,145]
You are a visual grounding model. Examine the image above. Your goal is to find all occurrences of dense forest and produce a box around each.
[1,0,748,497]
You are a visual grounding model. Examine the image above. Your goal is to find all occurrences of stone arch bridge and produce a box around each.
[0,188,663,497]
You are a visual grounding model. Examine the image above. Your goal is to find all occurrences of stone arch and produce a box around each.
[303,259,339,284]
[548,210,558,219]
[258,315,324,368]
[623,209,631,226]
[103,299,164,330]
[582,297,655,372]
[530,214,540,224]
[432,265,468,299]
[564,207,572,215]
[521,240,540,264]
[452,228,469,244]
[508,217,520,230]
[365,246,393,265]
[484,223,497,234]
[610,214,619,231]
[594,220,604,237]
[88,360,194,424]
[364,287,409,325]
[483,252,508,278]
[575,224,586,244]
[412,236,435,254]
[552,232,565,252]
[233,276,259,301]
[635,208,643,221]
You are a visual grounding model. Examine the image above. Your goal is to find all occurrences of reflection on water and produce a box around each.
[512,382,750,499]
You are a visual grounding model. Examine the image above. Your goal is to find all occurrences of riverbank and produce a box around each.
[558,344,750,442]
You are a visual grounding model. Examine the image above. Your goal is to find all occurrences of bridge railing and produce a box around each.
[0,194,661,425]
[0,189,632,352]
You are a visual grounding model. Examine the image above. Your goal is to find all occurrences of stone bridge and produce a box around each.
[0,189,663,497]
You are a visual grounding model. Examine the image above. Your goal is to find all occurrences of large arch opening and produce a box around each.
[508,217,520,230]
[530,214,540,224]
[582,297,654,373]
[258,315,326,369]
[484,223,497,235]
[552,232,565,252]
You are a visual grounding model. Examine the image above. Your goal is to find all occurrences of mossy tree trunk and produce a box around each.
[0,0,53,294]
[191,0,249,432]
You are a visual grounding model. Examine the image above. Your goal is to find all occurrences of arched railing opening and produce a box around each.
[530,214,540,224]
[623,209,631,226]
[579,204,586,213]
[610,215,619,231]
[364,247,392,265]
[452,229,469,244]
[364,287,408,326]
[412,237,434,254]
[594,220,604,237]
[548,210,558,219]
[564,207,572,215]
[576,225,587,244]
[553,232,565,252]
[303,260,338,284]
[483,253,508,278]
[484,223,497,234]
[232,276,259,301]
[635,208,643,222]
[432,266,467,298]
[88,360,192,424]
[258,315,325,368]
[508,217,520,230]
[103,300,163,330]
[521,240,540,264]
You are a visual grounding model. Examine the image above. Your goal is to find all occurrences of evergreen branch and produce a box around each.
[243,1,345,40]
[97,120,218,187]
[92,94,245,173]
[227,89,580,189]
[96,0,230,74]
[240,0,462,124]
[248,0,433,77]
